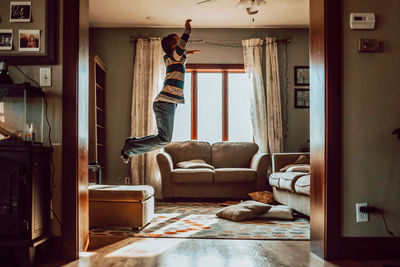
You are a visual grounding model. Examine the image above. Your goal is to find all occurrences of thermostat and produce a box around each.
[350,13,375,29]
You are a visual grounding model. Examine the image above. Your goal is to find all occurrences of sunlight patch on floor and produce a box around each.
[105,238,184,258]
[147,213,219,237]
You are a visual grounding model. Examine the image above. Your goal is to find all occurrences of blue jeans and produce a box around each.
[123,101,177,156]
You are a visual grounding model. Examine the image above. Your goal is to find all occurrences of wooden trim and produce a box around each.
[62,0,89,260]
[309,0,343,260]
[338,237,400,260]
[191,71,198,140]
[186,64,244,72]
[222,71,228,141]
[62,0,80,259]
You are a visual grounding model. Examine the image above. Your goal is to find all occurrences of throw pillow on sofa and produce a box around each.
[248,191,274,204]
[294,154,310,164]
[257,205,294,220]
[216,200,271,222]
[285,165,310,173]
[279,164,310,172]
[176,159,215,170]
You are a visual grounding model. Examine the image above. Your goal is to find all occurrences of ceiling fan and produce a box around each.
[196,0,267,15]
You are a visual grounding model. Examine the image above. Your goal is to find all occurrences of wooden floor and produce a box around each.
[58,238,400,267]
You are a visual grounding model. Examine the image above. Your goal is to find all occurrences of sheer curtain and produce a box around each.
[130,38,165,198]
[242,38,269,153]
[265,37,283,153]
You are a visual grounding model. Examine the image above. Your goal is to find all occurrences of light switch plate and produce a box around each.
[40,67,51,86]
[358,39,380,52]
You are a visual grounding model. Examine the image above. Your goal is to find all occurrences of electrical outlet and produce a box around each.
[40,67,52,86]
[124,177,130,184]
[356,203,369,223]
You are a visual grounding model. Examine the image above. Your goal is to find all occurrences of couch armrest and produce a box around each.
[250,153,272,191]
[156,151,174,199]
[272,152,310,173]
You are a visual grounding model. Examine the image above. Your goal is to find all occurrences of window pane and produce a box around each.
[228,73,253,142]
[172,72,191,141]
[197,73,222,144]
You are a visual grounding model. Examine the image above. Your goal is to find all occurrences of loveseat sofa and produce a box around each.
[269,152,310,216]
[157,141,271,199]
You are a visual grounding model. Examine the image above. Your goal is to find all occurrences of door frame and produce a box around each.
[62,0,400,261]
[62,0,89,259]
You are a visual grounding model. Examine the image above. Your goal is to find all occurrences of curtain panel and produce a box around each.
[265,37,283,153]
[130,38,165,198]
[242,38,269,153]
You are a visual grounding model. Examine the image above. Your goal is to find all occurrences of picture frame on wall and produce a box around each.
[0,30,13,51]
[0,0,57,64]
[294,88,310,108]
[10,2,32,23]
[19,30,40,52]
[294,66,309,86]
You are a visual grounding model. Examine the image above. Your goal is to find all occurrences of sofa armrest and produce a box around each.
[156,152,174,199]
[272,152,310,173]
[157,151,174,172]
[250,153,272,191]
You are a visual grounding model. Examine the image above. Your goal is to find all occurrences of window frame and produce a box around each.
[186,64,245,141]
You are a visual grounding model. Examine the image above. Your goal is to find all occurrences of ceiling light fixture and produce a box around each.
[236,0,267,15]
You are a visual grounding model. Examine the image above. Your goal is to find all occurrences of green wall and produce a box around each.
[89,27,309,184]
[342,0,400,236]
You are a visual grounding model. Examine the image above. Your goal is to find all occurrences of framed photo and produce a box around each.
[10,2,32,23]
[0,30,13,51]
[294,89,309,108]
[19,30,40,51]
[294,66,309,86]
[0,0,57,64]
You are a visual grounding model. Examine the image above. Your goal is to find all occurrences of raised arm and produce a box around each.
[173,19,192,61]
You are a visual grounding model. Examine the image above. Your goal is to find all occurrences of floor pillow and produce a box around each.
[257,205,294,220]
[216,200,271,222]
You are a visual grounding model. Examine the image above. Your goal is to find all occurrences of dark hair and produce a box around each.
[161,34,178,55]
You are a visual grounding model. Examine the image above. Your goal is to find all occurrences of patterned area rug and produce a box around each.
[90,202,309,241]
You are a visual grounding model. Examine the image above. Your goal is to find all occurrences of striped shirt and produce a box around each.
[154,29,191,104]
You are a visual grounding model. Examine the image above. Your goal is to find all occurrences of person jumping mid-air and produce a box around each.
[121,19,200,163]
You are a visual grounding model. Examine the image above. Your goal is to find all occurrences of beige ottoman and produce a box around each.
[89,184,154,230]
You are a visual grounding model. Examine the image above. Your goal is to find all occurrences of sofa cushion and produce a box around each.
[269,172,283,188]
[172,168,214,183]
[294,175,310,195]
[216,200,271,221]
[214,168,256,183]
[164,141,212,166]
[176,159,215,170]
[89,184,154,202]
[279,172,308,192]
[211,142,259,168]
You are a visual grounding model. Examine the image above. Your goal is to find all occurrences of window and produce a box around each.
[172,64,253,143]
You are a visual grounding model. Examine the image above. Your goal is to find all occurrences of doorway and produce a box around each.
[63,0,341,261]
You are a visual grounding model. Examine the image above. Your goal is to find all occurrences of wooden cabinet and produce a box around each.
[89,55,107,181]
[0,143,51,267]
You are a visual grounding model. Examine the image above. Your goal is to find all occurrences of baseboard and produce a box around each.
[37,236,63,261]
[339,237,400,260]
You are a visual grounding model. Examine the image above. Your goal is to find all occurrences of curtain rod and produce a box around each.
[130,36,291,47]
